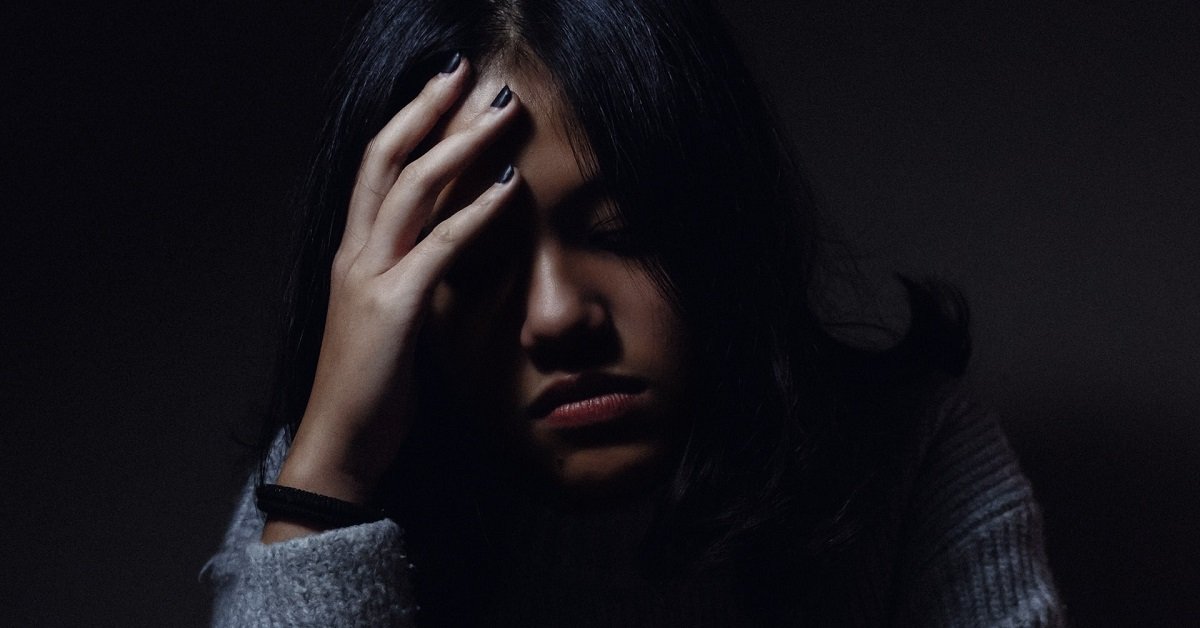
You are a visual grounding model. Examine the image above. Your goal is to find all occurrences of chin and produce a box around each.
[547,442,667,506]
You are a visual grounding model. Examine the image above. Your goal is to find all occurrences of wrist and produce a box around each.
[276,453,379,509]
[275,440,382,507]
[257,483,387,528]
[278,408,406,505]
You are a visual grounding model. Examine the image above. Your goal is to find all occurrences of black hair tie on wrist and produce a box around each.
[255,484,387,529]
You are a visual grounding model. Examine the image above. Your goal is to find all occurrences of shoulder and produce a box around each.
[907,380,1017,491]
[898,382,1035,547]
[887,382,1067,626]
[847,373,1040,547]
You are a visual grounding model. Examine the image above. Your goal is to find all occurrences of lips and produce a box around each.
[526,372,648,427]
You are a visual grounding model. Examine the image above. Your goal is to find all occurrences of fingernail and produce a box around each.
[438,51,462,74]
[497,164,515,184]
[490,85,513,108]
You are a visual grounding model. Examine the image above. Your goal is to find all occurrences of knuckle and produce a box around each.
[363,137,398,169]
[340,262,367,286]
[362,137,386,164]
[363,284,394,314]
[333,236,367,272]
[396,160,436,189]
[429,221,459,244]
[338,274,387,312]
[365,124,414,167]
[331,251,351,276]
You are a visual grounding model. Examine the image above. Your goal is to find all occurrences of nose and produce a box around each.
[519,244,610,367]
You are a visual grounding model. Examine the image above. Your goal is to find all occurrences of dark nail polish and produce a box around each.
[438,51,462,74]
[490,85,513,108]
[497,164,515,184]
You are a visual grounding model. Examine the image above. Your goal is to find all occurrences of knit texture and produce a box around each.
[204,438,416,627]
[205,391,1065,626]
[890,394,1063,627]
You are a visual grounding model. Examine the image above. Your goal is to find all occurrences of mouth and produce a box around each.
[527,372,649,429]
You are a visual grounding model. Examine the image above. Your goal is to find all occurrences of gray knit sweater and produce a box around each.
[205,391,1064,626]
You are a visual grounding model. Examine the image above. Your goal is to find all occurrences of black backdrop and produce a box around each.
[4,1,1197,626]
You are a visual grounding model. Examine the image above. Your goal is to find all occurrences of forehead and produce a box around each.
[439,63,592,210]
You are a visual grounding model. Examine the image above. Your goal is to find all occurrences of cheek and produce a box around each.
[628,271,694,426]
[616,268,687,364]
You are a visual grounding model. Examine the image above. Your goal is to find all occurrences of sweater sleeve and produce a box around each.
[203,435,418,627]
[892,394,1066,628]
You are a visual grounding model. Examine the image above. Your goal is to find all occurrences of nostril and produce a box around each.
[520,292,603,345]
[522,319,620,373]
[519,249,619,370]
[520,296,616,371]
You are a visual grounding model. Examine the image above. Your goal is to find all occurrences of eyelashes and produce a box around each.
[585,215,640,255]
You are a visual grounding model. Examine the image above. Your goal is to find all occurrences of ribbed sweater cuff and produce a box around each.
[214,520,415,627]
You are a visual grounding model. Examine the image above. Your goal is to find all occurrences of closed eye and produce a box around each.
[586,215,637,253]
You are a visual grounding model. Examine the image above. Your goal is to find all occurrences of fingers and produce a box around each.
[341,56,470,256]
[358,85,521,271]
[386,166,520,292]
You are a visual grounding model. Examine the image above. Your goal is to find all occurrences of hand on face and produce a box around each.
[272,56,523,513]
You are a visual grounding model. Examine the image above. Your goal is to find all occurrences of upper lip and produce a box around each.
[526,372,647,419]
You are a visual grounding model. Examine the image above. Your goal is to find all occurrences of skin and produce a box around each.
[263,58,687,543]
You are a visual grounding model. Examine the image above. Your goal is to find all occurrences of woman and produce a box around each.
[206,0,1064,625]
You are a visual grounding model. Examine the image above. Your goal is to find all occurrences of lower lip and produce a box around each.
[539,392,642,429]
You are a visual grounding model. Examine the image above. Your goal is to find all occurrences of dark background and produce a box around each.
[3,1,1197,626]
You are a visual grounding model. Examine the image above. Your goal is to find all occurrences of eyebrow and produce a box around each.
[552,178,608,215]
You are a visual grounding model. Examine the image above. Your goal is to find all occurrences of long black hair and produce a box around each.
[259,0,969,618]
